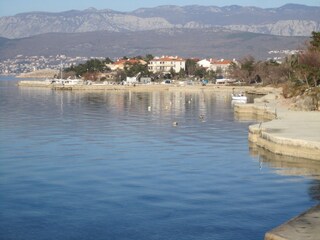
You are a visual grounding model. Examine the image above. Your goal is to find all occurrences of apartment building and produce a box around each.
[197,58,234,70]
[107,59,147,71]
[148,56,186,73]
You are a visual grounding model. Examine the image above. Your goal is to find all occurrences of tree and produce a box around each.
[64,58,111,80]
[282,31,320,109]
[240,56,255,83]
[205,70,216,80]
[229,56,256,84]
[185,59,197,76]
[144,54,154,62]
[194,67,206,79]
[178,69,186,78]
[310,31,320,50]
[115,70,126,82]
[295,31,320,87]
[124,62,149,78]
[298,50,320,87]
[170,67,176,79]
[104,57,113,64]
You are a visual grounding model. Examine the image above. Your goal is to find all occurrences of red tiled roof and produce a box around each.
[152,57,185,62]
[114,59,141,65]
[211,59,233,65]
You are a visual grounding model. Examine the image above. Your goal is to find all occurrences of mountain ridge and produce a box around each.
[0,4,319,39]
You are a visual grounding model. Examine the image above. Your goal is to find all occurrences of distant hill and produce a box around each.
[0,4,314,60]
[0,4,319,39]
[0,29,307,60]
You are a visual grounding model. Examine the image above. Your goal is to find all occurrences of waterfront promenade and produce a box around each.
[234,93,320,240]
[234,93,320,161]
[17,80,256,92]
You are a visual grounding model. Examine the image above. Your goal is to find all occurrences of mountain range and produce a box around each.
[0,4,318,60]
[0,4,319,39]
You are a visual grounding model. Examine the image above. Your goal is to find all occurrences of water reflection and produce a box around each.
[249,143,320,200]
[1,80,318,240]
[308,180,320,201]
[234,112,270,122]
[249,143,320,180]
[16,87,233,121]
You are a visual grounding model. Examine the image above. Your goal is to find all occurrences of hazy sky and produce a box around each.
[1,0,320,16]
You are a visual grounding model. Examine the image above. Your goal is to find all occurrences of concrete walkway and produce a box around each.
[265,205,320,240]
[234,94,320,161]
[234,93,320,239]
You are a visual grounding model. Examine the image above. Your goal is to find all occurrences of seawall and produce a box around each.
[234,94,320,161]
[234,92,320,240]
[17,80,260,93]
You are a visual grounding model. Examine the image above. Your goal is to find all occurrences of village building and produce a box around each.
[197,58,234,73]
[107,59,147,71]
[210,59,234,72]
[197,59,213,68]
[148,56,186,74]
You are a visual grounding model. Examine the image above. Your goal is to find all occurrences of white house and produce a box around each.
[197,59,214,68]
[210,59,234,72]
[197,58,234,74]
[148,56,186,74]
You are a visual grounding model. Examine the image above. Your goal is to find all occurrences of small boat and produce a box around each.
[231,93,247,101]
[51,79,83,85]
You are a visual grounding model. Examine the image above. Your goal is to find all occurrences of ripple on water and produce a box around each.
[0,82,316,240]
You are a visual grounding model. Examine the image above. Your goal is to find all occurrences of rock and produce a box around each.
[291,96,316,111]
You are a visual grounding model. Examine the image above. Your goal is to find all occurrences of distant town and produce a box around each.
[0,49,301,76]
[0,55,105,75]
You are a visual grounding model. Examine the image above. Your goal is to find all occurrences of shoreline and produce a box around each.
[17,79,320,239]
[17,80,273,94]
[264,205,320,240]
[234,92,320,240]
[18,80,319,161]
[234,94,320,161]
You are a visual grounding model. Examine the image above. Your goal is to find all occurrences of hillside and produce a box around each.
[0,29,307,60]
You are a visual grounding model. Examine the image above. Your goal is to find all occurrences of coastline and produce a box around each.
[19,79,320,161]
[16,69,59,79]
[234,93,320,161]
[18,80,319,161]
[17,80,320,239]
[17,80,271,94]
[234,91,320,240]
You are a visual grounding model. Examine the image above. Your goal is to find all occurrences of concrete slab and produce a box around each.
[265,205,320,240]
[235,93,320,161]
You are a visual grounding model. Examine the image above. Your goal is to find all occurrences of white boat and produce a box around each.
[49,61,83,85]
[51,78,83,85]
[231,93,247,101]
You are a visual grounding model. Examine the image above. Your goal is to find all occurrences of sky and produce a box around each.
[0,0,320,17]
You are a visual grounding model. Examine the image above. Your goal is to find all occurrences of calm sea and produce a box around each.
[0,77,319,240]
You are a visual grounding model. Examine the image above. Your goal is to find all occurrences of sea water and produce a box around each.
[0,78,319,240]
